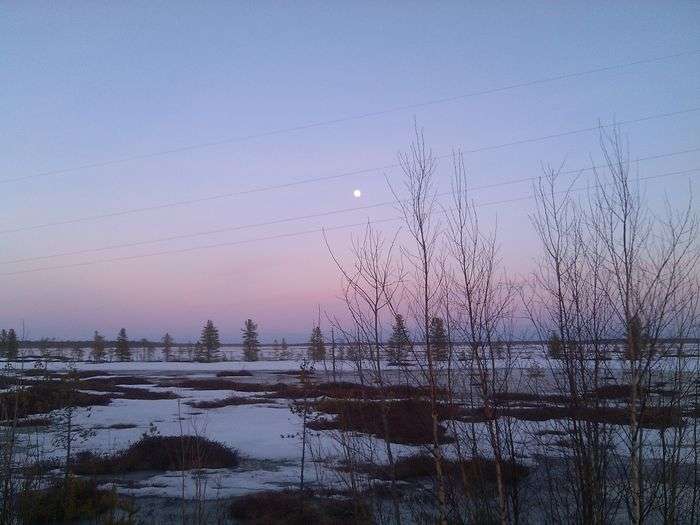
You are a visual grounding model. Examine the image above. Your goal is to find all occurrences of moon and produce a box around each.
[353,189,362,198]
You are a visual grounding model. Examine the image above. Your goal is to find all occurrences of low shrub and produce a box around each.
[216,370,253,377]
[18,477,120,524]
[493,391,572,404]
[0,384,111,419]
[186,396,268,409]
[308,398,456,445]
[0,416,51,428]
[343,454,529,486]
[267,381,442,400]
[93,422,138,430]
[72,435,239,474]
[115,386,178,400]
[158,378,282,391]
[228,489,371,525]
[500,405,683,429]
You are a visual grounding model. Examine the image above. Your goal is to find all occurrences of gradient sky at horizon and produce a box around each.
[2,2,699,342]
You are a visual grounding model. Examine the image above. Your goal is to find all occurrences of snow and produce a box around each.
[3,350,697,500]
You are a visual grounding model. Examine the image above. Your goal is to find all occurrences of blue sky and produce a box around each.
[1,2,698,341]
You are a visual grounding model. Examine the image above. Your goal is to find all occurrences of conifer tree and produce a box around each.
[71,344,84,362]
[0,329,7,358]
[547,331,564,360]
[199,320,221,362]
[387,313,411,361]
[91,331,106,362]
[115,328,131,361]
[307,326,326,361]
[162,333,174,362]
[242,319,260,361]
[6,329,19,360]
[280,338,290,359]
[272,338,281,360]
[37,337,50,358]
[624,314,647,361]
[429,317,448,361]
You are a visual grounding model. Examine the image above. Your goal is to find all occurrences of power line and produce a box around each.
[2,48,698,186]
[2,166,696,277]
[3,154,699,266]
[2,106,699,236]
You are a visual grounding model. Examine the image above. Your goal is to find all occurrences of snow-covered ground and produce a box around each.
[4,359,426,499]
[3,349,698,502]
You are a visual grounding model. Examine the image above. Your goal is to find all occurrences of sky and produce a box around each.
[1,2,699,342]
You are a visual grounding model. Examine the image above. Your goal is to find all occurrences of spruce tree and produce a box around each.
[280,338,290,359]
[624,314,647,361]
[272,339,281,360]
[307,326,326,361]
[91,331,106,362]
[547,332,564,360]
[199,320,221,362]
[242,319,260,361]
[0,329,8,358]
[162,333,174,362]
[6,329,19,360]
[71,344,84,361]
[115,328,131,361]
[388,314,411,362]
[429,317,448,361]
[37,337,50,358]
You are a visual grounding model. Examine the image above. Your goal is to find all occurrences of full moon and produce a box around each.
[353,189,362,198]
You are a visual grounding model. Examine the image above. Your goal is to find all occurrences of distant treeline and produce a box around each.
[16,337,700,349]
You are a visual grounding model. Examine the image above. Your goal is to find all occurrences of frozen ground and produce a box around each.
[5,358,425,501]
[3,347,698,508]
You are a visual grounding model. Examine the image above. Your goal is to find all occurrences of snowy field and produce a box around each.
[2,345,698,519]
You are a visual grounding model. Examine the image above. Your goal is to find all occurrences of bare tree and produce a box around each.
[391,125,449,524]
[445,150,520,525]
[590,128,698,524]
[325,222,404,524]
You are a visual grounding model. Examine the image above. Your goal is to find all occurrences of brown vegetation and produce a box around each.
[17,477,122,524]
[186,396,269,409]
[345,454,529,487]
[71,435,239,474]
[0,384,111,419]
[308,398,457,445]
[216,370,253,377]
[228,489,372,525]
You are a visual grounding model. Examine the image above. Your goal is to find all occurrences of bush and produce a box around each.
[308,398,457,445]
[344,454,529,486]
[267,381,442,400]
[229,490,371,525]
[186,396,268,409]
[72,435,239,474]
[0,384,111,419]
[216,370,253,377]
[18,477,120,524]
[158,378,282,391]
